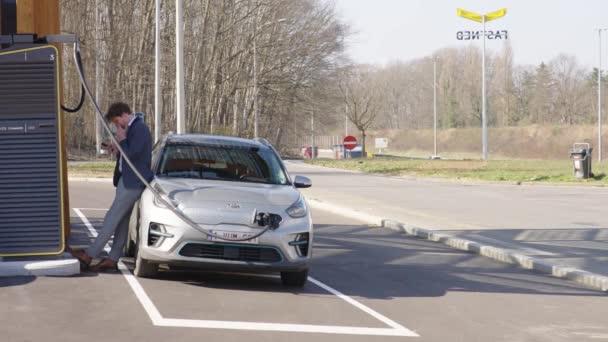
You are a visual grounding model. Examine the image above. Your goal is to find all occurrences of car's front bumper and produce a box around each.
[138,192,313,273]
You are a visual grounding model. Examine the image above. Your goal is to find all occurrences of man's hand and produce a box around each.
[109,142,119,156]
[116,124,127,142]
[101,141,119,156]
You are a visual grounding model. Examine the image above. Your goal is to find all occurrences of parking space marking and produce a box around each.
[73,208,419,337]
[73,208,164,325]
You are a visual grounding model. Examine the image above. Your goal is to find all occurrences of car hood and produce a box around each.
[152,177,299,226]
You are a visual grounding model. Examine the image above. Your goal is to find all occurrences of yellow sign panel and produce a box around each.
[457,8,483,23]
[457,8,507,23]
[485,8,507,22]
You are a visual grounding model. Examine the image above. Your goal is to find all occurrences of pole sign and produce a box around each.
[343,135,357,150]
[457,30,508,40]
[375,138,388,149]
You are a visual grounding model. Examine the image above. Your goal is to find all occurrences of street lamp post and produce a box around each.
[457,8,507,161]
[311,109,315,160]
[433,56,439,158]
[94,0,102,156]
[176,0,185,134]
[345,104,348,136]
[597,29,607,162]
[154,0,161,142]
[481,14,487,160]
[253,18,286,138]
[253,32,259,138]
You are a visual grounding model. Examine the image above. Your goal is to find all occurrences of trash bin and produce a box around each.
[569,143,593,179]
[346,145,363,158]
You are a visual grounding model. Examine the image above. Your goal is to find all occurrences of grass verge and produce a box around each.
[67,162,114,178]
[305,157,608,185]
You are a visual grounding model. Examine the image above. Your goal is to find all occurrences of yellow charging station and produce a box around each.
[0,0,70,256]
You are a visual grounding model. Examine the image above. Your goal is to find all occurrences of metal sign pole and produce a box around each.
[457,8,506,161]
[154,0,161,142]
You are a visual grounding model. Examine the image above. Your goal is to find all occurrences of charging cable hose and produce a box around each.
[69,39,271,242]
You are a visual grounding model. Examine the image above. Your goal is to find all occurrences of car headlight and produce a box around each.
[286,197,308,218]
[153,194,167,208]
[153,192,180,209]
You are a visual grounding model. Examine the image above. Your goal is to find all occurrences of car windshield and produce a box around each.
[157,142,289,185]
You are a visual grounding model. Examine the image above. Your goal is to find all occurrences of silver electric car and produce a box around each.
[125,134,313,286]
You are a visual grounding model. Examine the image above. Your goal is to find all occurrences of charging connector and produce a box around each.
[254,213,283,230]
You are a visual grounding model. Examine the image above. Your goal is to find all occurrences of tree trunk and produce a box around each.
[360,129,366,156]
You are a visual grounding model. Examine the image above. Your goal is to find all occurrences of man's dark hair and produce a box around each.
[105,102,131,122]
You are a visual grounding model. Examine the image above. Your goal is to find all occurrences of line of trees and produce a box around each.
[355,42,607,134]
[60,0,349,155]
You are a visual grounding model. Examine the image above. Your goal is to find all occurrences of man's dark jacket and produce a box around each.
[112,116,154,188]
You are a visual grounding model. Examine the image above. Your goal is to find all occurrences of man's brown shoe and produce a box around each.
[89,258,118,272]
[70,249,92,266]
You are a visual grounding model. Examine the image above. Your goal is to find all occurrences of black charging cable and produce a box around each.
[61,85,86,113]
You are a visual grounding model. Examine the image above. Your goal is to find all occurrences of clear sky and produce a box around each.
[333,0,608,68]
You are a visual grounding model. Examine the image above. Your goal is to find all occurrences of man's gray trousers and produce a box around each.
[86,178,144,261]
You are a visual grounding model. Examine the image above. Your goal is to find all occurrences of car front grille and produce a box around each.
[179,243,282,263]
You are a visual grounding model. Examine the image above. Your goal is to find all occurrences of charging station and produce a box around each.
[0,0,71,259]
[0,43,67,256]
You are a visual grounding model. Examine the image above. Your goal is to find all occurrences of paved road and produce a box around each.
[2,181,608,342]
[287,161,608,277]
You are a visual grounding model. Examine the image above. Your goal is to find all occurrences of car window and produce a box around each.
[157,143,289,185]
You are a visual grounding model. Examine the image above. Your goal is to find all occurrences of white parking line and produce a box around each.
[73,208,419,337]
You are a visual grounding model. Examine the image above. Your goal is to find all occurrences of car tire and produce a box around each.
[123,201,140,258]
[280,269,309,287]
[134,234,158,278]
[124,236,136,258]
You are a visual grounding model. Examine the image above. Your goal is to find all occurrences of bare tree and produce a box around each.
[339,67,381,154]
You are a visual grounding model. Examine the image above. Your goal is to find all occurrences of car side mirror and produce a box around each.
[293,175,312,188]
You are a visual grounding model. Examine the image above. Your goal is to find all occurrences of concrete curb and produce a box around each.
[0,254,80,277]
[307,199,608,292]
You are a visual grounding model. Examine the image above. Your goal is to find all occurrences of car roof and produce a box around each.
[165,134,270,149]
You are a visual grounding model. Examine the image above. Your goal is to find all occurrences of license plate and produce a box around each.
[208,230,259,244]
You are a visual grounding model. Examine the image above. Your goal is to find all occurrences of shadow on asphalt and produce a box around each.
[0,276,36,288]
[145,267,329,296]
[310,224,606,299]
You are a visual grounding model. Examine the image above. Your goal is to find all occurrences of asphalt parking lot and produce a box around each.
[1,181,608,342]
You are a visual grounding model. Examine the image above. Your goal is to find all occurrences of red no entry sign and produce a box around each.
[343,135,357,150]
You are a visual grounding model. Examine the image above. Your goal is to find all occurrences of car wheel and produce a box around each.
[280,269,309,287]
[134,233,158,278]
[124,201,140,258]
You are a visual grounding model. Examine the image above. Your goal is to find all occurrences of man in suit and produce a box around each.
[71,102,154,271]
